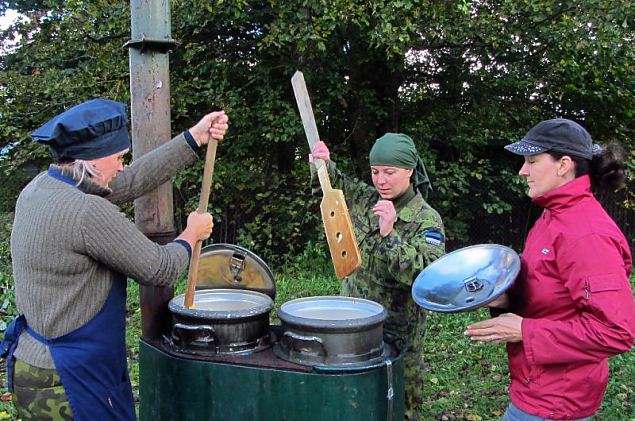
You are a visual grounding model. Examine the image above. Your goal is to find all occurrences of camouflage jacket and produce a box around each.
[318,162,446,337]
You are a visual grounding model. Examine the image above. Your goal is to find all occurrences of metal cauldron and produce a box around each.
[274,296,388,367]
[166,289,273,356]
[164,243,276,356]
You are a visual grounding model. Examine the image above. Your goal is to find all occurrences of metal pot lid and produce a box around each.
[196,243,275,299]
[278,296,387,329]
[411,244,520,313]
[169,288,273,319]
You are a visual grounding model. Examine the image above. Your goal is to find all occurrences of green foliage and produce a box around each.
[0,212,17,420]
[422,310,511,419]
[1,0,634,258]
[0,0,635,258]
[0,213,15,333]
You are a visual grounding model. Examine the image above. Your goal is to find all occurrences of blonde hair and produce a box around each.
[60,160,101,186]
[59,148,129,186]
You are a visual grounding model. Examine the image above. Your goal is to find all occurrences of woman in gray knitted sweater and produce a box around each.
[1,99,228,420]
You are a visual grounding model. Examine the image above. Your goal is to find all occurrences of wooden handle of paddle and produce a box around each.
[184,137,218,309]
[291,71,333,192]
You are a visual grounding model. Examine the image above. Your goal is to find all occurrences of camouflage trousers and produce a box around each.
[402,325,426,421]
[11,358,73,420]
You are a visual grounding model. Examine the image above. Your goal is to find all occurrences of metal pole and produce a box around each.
[127,0,179,340]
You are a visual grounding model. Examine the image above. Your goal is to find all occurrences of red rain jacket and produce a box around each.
[506,175,635,420]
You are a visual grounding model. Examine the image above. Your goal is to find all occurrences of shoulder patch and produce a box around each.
[424,231,443,246]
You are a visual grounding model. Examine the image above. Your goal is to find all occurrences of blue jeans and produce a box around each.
[503,403,591,421]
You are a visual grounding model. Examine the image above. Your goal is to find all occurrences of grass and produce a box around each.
[0,241,633,420]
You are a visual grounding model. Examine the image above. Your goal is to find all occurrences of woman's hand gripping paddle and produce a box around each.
[291,71,361,279]
[184,136,218,309]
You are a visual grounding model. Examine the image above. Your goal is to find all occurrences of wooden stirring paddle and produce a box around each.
[291,71,361,279]
[184,136,218,309]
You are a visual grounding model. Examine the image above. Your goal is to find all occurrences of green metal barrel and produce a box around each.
[139,339,405,420]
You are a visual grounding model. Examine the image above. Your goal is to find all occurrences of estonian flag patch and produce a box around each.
[424,231,443,246]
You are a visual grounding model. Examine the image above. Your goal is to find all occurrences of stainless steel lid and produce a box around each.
[196,243,276,299]
[169,288,273,319]
[411,244,520,313]
[278,296,387,329]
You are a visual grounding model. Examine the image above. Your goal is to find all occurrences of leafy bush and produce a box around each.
[0,214,15,332]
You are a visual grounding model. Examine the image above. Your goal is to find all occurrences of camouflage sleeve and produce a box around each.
[311,160,376,207]
[374,223,446,288]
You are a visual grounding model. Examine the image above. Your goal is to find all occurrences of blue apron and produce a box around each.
[1,168,135,420]
[1,276,135,420]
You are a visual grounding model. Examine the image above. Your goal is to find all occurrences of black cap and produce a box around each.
[31,99,131,162]
[505,118,601,160]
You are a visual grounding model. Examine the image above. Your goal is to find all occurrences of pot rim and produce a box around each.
[169,288,273,319]
[278,296,387,330]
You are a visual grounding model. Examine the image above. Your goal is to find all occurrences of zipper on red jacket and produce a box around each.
[584,279,590,299]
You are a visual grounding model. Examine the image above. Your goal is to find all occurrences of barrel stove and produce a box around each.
[139,244,405,421]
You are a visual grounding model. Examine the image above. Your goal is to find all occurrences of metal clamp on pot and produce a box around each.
[194,243,276,299]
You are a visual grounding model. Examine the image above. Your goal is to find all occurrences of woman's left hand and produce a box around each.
[464,313,523,343]
[189,111,229,146]
[373,200,397,237]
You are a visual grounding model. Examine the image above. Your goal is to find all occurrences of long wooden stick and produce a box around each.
[184,137,218,308]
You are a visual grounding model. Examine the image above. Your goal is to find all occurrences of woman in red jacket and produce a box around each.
[465,118,635,421]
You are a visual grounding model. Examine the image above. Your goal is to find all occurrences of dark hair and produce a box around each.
[547,142,626,192]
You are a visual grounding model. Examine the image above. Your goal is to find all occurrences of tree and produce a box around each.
[1,0,633,263]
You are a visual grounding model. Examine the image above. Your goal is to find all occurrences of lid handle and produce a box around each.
[463,276,485,293]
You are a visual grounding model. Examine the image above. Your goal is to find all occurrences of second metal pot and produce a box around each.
[274,296,388,367]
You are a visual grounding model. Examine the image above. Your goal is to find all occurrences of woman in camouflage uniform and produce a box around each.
[310,133,445,420]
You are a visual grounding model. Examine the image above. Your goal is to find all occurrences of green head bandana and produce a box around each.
[368,133,432,199]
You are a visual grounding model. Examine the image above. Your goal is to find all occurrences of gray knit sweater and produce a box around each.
[11,133,198,368]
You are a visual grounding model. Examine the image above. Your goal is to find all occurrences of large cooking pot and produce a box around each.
[165,243,276,356]
[167,289,273,356]
[274,296,388,367]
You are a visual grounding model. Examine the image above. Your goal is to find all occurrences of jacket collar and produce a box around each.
[49,164,112,197]
[532,175,593,212]
[398,191,427,222]
[367,191,426,227]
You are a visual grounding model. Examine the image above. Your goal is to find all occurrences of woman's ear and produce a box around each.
[557,156,575,177]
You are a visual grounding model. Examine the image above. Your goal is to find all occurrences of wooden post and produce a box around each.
[127,0,179,340]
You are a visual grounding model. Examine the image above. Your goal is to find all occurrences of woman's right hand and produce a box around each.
[309,141,330,163]
[187,211,214,241]
[176,211,214,248]
[189,111,229,146]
